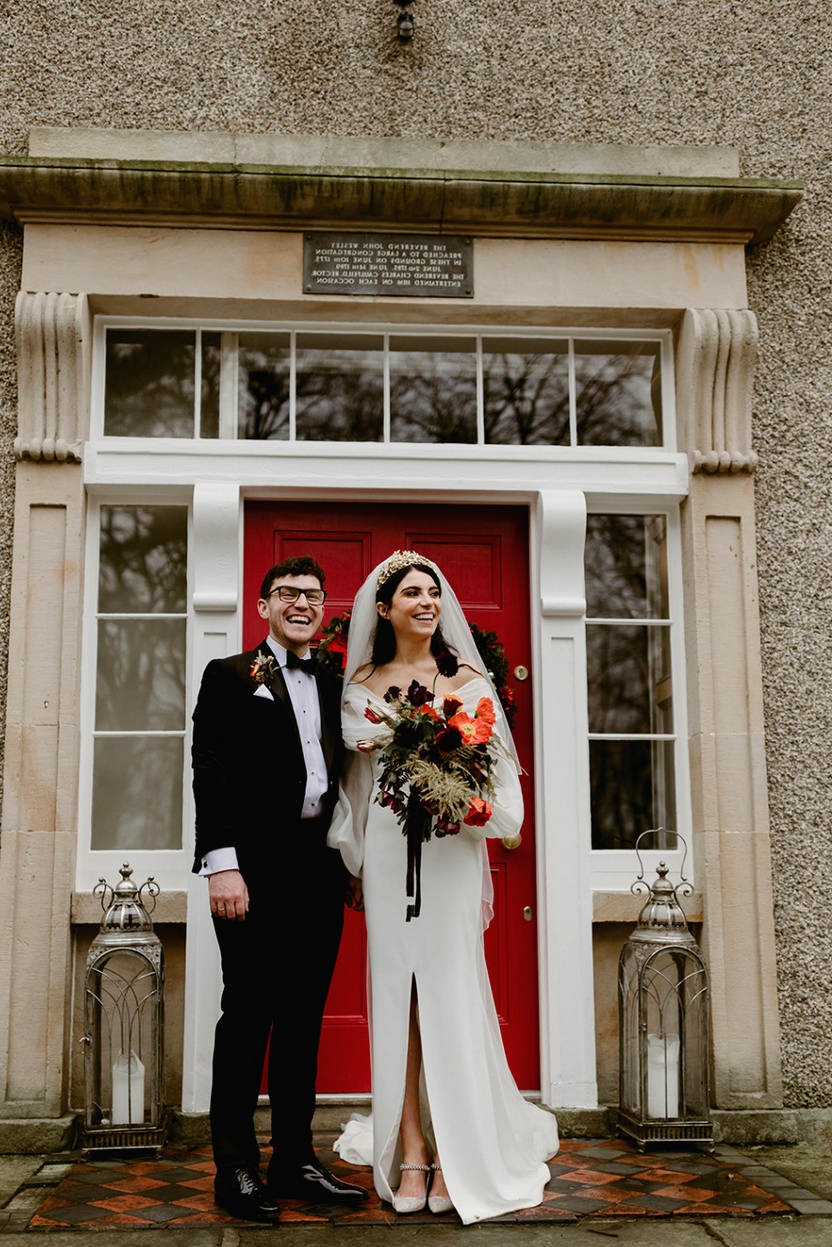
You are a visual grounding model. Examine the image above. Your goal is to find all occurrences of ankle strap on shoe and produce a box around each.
[400,1163,432,1171]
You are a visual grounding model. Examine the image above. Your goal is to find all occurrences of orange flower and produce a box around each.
[448,697,495,745]
[464,796,492,827]
[418,704,439,720]
[448,711,490,745]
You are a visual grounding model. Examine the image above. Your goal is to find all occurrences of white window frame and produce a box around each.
[79,314,689,895]
[76,487,198,892]
[90,316,677,453]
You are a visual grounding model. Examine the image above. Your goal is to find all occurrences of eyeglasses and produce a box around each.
[267,586,327,606]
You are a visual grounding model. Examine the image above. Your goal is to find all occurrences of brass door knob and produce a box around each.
[501,833,522,850]
[514,665,529,681]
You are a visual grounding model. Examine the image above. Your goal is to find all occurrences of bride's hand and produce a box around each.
[356,739,379,754]
[346,875,364,911]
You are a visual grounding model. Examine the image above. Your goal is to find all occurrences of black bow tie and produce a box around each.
[284,651,318,675]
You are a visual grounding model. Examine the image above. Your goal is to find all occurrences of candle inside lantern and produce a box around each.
[112,1049,145,1124]
[647,1033,679,1119]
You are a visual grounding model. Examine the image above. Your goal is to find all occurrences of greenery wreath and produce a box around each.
[316,610,518,729]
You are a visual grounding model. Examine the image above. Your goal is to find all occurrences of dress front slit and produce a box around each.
[330,679,559,1224]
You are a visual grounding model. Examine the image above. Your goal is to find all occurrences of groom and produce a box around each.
[192,554,367,1221]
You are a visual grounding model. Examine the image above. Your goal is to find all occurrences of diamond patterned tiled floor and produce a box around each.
[23,1135,794,1229]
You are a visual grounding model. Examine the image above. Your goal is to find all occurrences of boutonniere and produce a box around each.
[250,652,278,685]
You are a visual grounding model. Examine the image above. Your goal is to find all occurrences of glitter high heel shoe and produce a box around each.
[392,1162,432,1214]
[428,1163,454,1214]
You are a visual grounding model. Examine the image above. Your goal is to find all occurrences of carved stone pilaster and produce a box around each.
[14,291,91,463]
[676,308,758,474]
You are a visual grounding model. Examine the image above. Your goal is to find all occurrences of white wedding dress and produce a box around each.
[328,677,559,1225]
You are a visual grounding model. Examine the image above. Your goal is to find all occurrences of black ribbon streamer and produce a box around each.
[405,790,431,921]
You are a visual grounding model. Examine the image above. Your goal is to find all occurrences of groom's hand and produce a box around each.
[209,869,249,921]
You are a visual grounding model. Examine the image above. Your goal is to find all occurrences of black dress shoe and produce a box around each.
[214,1166,281,1221]
[271,1159,369,1203]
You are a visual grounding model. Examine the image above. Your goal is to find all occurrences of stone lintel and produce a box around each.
[0,155,803,246]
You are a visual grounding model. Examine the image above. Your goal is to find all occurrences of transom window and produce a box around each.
[102,326,666,448]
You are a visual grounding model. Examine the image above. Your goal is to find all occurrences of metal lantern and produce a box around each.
[618,831,712,1149]
[81,863,165,1154]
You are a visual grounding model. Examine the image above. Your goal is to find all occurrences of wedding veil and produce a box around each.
[342,553,520,766]
[338,553,523,931]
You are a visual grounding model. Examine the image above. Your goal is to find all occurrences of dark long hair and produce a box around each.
[370,561,454,667]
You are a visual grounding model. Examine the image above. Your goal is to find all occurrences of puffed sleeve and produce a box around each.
[464,739,524,842]
[326,689,380,877]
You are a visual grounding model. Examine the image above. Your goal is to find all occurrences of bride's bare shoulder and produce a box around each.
[449,662,485,690]
[350,663,375,684]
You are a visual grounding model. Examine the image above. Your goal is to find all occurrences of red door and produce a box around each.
[244,501,540,1091]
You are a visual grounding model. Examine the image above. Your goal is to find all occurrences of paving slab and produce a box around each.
[705,1216,832,1246]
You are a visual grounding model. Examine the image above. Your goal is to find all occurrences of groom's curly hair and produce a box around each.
[260,555,326,600]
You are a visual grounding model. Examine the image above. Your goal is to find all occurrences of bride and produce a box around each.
[327,550,559,1225]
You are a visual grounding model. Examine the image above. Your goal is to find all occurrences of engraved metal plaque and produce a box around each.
[303,232,473,298]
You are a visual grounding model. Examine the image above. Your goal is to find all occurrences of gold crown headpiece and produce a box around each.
[376,550,438,589]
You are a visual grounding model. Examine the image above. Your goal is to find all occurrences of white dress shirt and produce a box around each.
[199,637,328,876]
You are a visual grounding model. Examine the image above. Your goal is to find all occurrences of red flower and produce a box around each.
[436,725,463,752]
[442,695,463,719]
[327,633,349,655]
[464,797,492,827]
[384,686,401,703]
[365,706,383,724]
[435,651,460,678]
[407,680,433,707]
[418,704,439,720]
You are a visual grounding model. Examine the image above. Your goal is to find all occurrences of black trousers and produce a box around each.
[209,825,345,1175]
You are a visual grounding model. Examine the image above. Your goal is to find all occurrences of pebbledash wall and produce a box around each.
[0,0,830,1147]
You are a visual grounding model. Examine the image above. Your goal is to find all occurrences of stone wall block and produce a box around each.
[0,462,86,1117]
[682,473,782,1108]
[0,830,74,1115]
[14,291,90,463]
[676,307,759,474]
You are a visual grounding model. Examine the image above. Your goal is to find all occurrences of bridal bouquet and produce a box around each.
[364,654,505,919]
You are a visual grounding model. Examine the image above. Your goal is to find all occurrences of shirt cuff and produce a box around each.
[199,846,240,876]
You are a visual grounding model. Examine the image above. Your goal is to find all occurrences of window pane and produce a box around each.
[483,338,570,445]
[590,739,676,850]
[296,333,383,442]
[389,336,477,444]
[238,332,290,440]
[96,619,186,731]
[98,506,188,614]
[575,340,662,447]
[200,332,222,439]
[587,624,672,734]
[105,330,196,437]
[585,515,668,619]
[92,737,183,850]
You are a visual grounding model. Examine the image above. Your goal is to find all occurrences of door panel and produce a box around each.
[244,501,540,1091]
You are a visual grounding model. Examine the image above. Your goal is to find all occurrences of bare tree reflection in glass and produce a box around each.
[238,333,291,440]
[105,330,196,438]
[200,332,222,439]
[93,505,188,853]
[96,618,186,732]
[576,341,662,447]
[296,333,383,442]
[482,339,570,445]
[98,507,188,614]
[585,514,675,850]
[389,336,477,443]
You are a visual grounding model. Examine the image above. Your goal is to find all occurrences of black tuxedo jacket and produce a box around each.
[191,641,344,880]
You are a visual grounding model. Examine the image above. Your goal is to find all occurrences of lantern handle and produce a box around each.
[93,877,114,912]
[631,829,692,897]
[138,876,160,914]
